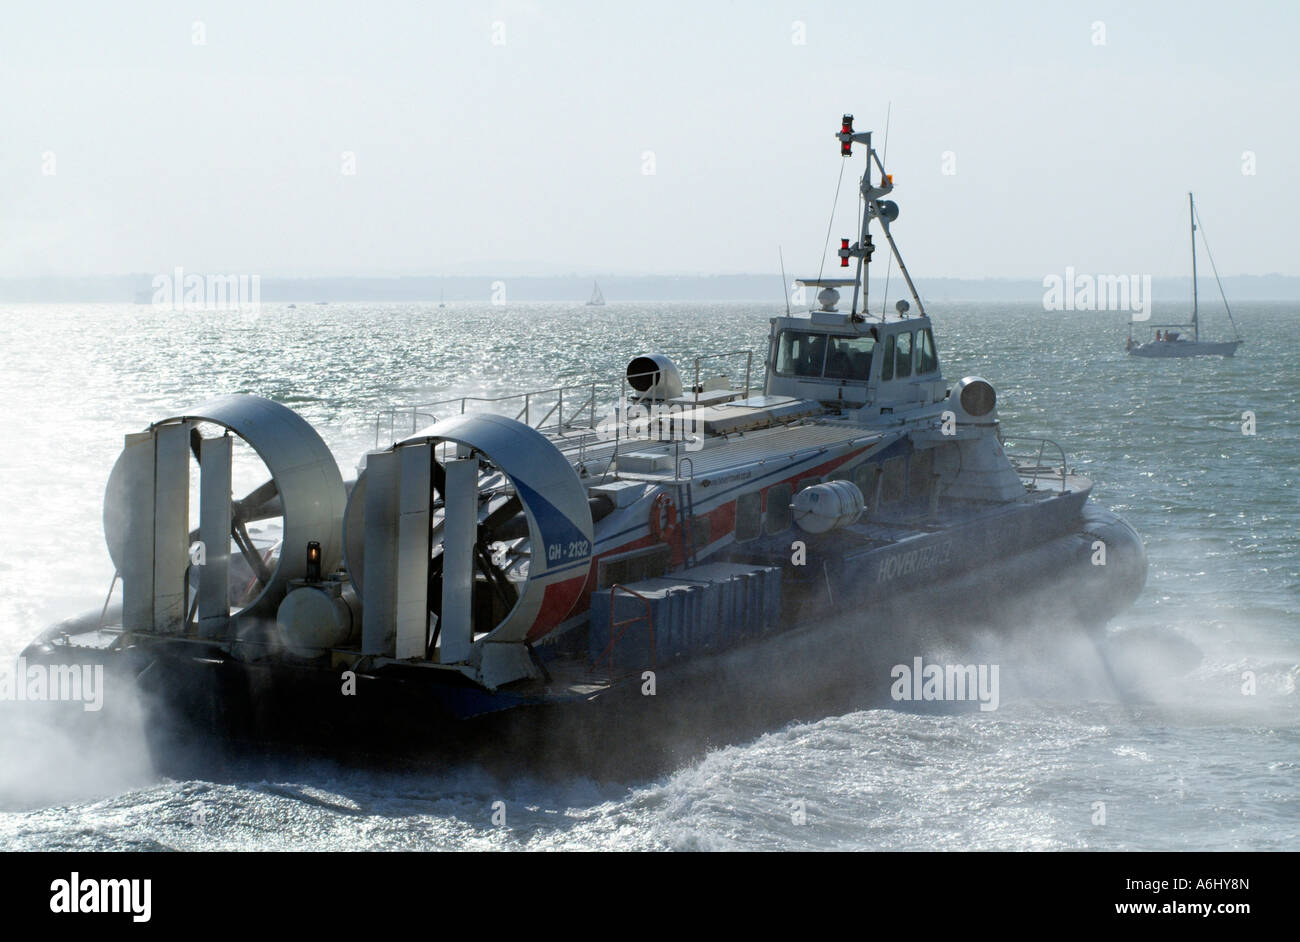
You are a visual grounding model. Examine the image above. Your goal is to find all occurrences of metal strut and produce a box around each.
[591,584,656,677]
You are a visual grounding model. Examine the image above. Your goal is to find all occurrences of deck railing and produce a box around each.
[374,349,760,449]
[999,435,1069,494]
[374,381,610,447]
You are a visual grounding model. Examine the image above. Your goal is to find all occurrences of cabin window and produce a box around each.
[765,483,793,533]
[824,336,876,381]
[917,329,938,374]
[881,335,896,381]
[895,332,913,379]
[853,463,879,502]
[734,492,762,542]
[881,456,906,503]
[597,544,672,588]
[908,448,934,497]
[775,330,829,378]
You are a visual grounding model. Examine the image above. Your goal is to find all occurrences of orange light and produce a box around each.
[885,174,894,184]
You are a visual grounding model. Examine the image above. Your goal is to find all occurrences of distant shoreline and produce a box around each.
[2,274,1298,304]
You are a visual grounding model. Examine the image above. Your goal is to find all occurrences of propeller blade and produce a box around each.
[430,458,446,501]
[481,494,522,533]
[233,478,279,523]
[426,549,446,600]
[474,543,516,608]
[231,520,273,586]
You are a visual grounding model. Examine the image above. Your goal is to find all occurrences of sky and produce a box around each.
[1,0,1297,280]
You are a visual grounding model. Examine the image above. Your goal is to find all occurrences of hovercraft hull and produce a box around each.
[24,496,1144,775]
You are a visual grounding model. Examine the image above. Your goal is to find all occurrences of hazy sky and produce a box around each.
[2,0,1296,279]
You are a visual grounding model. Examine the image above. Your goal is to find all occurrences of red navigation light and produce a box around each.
[840,238,851,267]
[840,114,854,156]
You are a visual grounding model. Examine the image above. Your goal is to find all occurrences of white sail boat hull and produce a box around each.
[1129,339,1241,358]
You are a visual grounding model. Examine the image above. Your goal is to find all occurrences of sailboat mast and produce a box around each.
[1189,192,1199,343]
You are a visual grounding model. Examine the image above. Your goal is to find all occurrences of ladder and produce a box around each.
[675,453,698,568]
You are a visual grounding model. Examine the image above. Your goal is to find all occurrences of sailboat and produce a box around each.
[1127,193,1242,358]
[585,280,606,306]
[438,288,446,309]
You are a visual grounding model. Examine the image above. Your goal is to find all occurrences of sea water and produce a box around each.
[0,300,1294,850]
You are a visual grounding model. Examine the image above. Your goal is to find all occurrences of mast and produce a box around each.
[1189,192,1199,343]
[848,126,872,317]
[834,115,926,321]
[857,134,870,315]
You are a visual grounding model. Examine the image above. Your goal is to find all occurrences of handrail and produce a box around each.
[373,381,610,447]
[675,455,698,568]
[689,349,754,407]
[590,584,656,676]
[373,348,760,449]
[999,435,1069,494]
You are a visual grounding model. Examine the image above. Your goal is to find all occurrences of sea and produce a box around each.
[0,300,1295,850]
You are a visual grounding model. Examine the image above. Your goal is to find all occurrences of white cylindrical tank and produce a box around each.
[276,579,360,655]
[791,480,865,534]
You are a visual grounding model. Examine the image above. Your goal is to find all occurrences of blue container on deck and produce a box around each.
[589,562,783,669]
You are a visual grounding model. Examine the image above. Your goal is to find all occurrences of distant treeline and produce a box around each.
[2,273,1298,303]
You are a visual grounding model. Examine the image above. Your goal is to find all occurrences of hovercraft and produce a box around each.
[24,115,1146,765]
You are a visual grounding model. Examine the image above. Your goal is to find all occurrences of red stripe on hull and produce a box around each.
[525,573,591,642]
[533,444,876,639]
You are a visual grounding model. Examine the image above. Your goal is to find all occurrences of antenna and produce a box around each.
[881,101,893,164]
[778,246,791,315]
[1189,192,1199,342]
[880,102,894,317]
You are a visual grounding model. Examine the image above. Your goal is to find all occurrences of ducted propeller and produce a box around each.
[343,413,594,668]
[104,395,347,633]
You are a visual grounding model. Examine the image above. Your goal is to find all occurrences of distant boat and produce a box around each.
[1128,193,1242,358]
[585,280,606,306]
[438,289,446,309]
